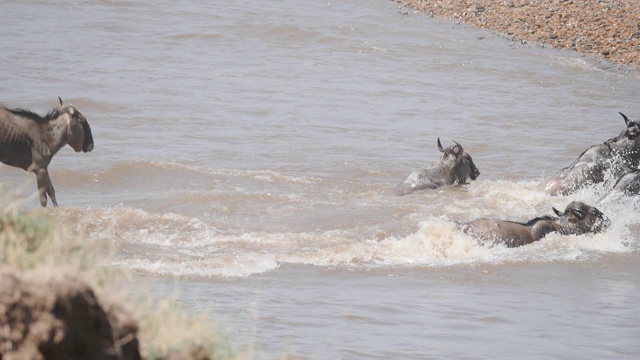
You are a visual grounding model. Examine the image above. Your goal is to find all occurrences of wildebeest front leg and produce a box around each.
[45,172,58,207]
[35,168,57,207]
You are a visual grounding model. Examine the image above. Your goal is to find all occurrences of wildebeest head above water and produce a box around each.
[62,101,94,154]
[460,201,610,248]
[538,112,640,196]
[0,98,94,207]
[391,138,480,196]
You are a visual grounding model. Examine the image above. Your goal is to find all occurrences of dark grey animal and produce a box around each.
[459,201,610,248]
[598,169,640,204]
[538,112,640,195]
[392,138,480,196]
[0,98,94,207]
[608,169,640,195]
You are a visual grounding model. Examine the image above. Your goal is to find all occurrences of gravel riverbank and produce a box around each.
[395,0,640,74]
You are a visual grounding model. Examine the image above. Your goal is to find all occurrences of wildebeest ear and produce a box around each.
[570,208,585,221]
[621,112,640,139]
[552,207,563,216]
[68,106,75,115]
[58,97,63,106]
[451,141,461,155]
[437,137,444,153]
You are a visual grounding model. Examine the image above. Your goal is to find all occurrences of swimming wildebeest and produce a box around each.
[391,138,480,196]
[607,169,640,196]
[459,201,610,248]
[598,169,640,204]
[0,98,94,207]
[538,112,640,196]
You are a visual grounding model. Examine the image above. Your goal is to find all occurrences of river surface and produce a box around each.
[1,1,639,358]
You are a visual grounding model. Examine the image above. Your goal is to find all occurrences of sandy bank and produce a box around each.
[396,0,640,73]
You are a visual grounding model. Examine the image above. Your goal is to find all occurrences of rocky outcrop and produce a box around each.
[0,270,140,360]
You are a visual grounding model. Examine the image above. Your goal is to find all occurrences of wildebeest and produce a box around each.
[391,138,480,196]
[459,201,610,248]
[538,112,640,195]
[0,98,94,207]
[598,169,640,204]
[607,169,640,196]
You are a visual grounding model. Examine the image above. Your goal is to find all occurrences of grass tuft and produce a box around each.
[0,191,240,359]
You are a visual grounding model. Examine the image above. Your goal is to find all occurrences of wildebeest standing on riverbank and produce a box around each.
[459,201,610,248]
[391,138,480,196]
[538,112,640,195]
[0,98,94,207]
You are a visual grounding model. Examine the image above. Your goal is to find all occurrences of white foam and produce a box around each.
[113,253,280,278]
[48,178,639,278]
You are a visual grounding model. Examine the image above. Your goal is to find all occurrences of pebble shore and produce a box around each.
[395,0,640,73]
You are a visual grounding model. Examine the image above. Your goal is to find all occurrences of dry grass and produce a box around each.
[135,297,237,360]
[0,191,240,359]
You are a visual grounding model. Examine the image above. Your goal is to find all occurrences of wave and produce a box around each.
[28,160,640,278]
[163,33,223,41]
[43,191,638,278]
[77,160,323,186]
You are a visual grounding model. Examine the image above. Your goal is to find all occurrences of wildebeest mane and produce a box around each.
[602,129,631,146]
[2,106,64,124]
[559,141,613,174]
[560,121,635,173]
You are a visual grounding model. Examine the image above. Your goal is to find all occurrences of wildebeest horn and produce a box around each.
[437,137,444,153]
[620,112,630,125]
[58,97,63,106]
[552,207,562,217]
